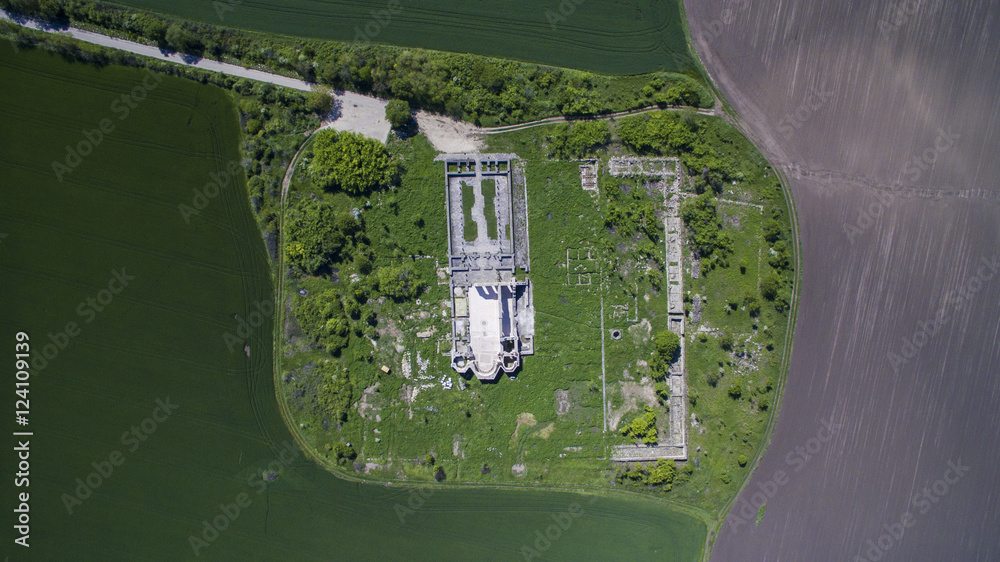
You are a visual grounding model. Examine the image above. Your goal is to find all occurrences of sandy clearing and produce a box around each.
[414,111,484,153]
[323,91,391,143]
[512,412,537,440]
[607,379,658,431]
[537,423,555,439]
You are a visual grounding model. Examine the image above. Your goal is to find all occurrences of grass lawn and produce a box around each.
[461,179,478,242]
[482,177,498,239]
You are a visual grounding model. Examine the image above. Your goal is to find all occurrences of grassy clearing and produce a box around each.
[282,113,794,520]
[461,179,478,241]
[107,0,698,76]
[482,178,498,239]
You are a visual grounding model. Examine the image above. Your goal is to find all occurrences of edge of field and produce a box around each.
[696,118,803,560]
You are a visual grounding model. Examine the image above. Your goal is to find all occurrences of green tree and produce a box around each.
[307,86,333,114]
[164,23,203,55]
[719,332,735,351]
[763,218,784,244]
[654,329,680,362]
[681,192,732,260]
[647,459,677,487]
[373,265,421,301]
[332,442,356,464]
[768,239,791,272]
[548,121,610,158]
[310,129,395,194]
[728,381,743,399]
[136,16,167,46]
[621,407,658,444]
[761,271,782,301]
[284,199,360,274]
[385,99,412,129]
[664,79,704,107]
[293,290,352,354]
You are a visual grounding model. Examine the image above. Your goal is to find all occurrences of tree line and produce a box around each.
[0,0,714,126]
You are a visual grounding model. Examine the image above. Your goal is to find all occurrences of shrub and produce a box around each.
[318,364,353,421]
[385,99,412,129]
[310,129,395,194]
[761,272,782,301]
[621,407,658,444]
[333,442,356,461]
[647,459,677,487]
[738,454,748,467]
[717,469,731,484]
[165,23,203,55]
[681,192,732,259]
[705,370,720,387]
[293,290,352,354]
[284,199,360,274]
[548,121,610,158]
[719,332,735,351]
[654,329,681,362]
[763,218,784,244]
[728,381,743,399]
[373,265,422,301]
[307,86,334,114]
